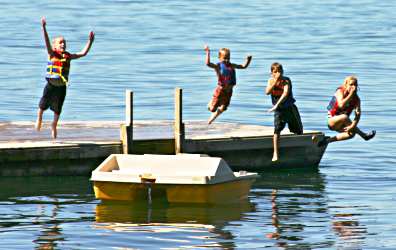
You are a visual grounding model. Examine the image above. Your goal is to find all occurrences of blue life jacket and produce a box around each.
[217,62,236,86]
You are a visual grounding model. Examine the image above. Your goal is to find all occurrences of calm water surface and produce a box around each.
[0,0,395,249]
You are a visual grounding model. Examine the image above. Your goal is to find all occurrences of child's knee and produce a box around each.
[208,106,217,112]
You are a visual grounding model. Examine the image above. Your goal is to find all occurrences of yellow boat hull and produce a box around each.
[93,179,255,204]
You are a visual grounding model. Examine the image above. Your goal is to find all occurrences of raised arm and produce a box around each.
[70,31,95,60]
[204,45,217,69]
[41,17,54,56]
[232,55,252,69]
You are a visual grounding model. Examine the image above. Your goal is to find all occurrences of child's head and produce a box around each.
[270,62,283,78]
[218,48,230,63]
[52,36,66,52]
[343,76,359,94]
[343,76,358,88]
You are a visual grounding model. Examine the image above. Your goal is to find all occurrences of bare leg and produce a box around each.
[208,105,225,125]
[328,114,350,131]
[334,131,355,141]
[329,115,375,142]
[318,115,352,146]
[272,133,279,162]
[35,108,44,131]
[208,109,222,124]
[51,113,60,139]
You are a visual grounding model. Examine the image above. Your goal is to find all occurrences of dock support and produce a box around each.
[121,90,133,154]
[174,88,185,154]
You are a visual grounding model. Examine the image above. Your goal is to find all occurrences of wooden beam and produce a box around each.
[174,88,185,154]
[121,90,133,154]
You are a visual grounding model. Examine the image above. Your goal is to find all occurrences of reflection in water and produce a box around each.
[254,168,371,249]
[332,212,367,248]
[33,199,64,250]
[266,189,280,240]
[0,177,93,249]
[254,168,334,249]
[0,172,373,249]
[95,200,255,249]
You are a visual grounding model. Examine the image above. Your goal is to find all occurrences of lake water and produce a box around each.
[0,0,395,249]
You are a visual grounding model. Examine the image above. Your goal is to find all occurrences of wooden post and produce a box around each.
[121,90,133,154]
[174,88,185,154]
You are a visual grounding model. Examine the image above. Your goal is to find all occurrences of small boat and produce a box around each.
[91,154,258,204]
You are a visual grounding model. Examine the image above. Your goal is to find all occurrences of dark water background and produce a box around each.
[0,0,395,248]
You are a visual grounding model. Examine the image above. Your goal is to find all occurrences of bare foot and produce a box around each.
[51,125,57,139]
[208,110,221,125]
[35,119,42,131]
[207,114,216,125]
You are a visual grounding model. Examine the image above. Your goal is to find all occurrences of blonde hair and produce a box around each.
[343,75,358,87]
[52,36,65,48]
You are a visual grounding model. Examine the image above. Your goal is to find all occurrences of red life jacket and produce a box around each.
[327,86,359,117]
[270,77,295,107]
[46,51,71,85]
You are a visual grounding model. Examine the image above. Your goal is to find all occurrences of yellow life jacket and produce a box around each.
[46,51,71,85]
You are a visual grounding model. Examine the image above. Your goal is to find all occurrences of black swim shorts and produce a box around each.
[38,81,67,115]
[274,104,303,135]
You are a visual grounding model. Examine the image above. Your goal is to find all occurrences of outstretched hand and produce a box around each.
[41,17,46,27]
[267,105,278,113]
[247,55,252,61]
[204,45,210,52]
[89,31,95,42]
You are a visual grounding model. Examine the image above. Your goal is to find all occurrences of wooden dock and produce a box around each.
[0,120,326,176]
[0,89,327,176]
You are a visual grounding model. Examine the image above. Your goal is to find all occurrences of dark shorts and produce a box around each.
[274,104,303,135]
[209,85,233,112]
[38,81,67,115]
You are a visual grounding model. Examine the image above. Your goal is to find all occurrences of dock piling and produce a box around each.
[121,90,133,154]
[174,88,185,154]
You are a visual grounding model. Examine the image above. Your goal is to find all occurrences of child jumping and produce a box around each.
[317,76,376,146]
[35,17,95,139]
[204,45,252,124]
[266,62,303,162]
